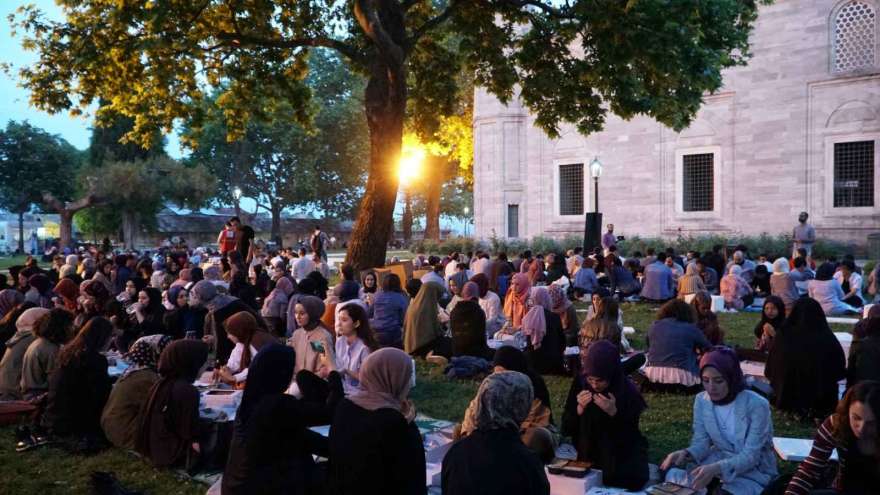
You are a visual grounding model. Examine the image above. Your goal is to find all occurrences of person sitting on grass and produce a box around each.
[786,380,880,495]
[328,348,424,494]
[136,340,209,469]
[752,296,786,356]
[403,281,450,359]
[641,253,676,302]
[562,340,649,491]
[21,307,74,400]
[522,286,566,375]
[101,334,172,450]
[579,296,624,354]
[572,257,599,298]
[41,316,114,451]
[470,273,505,338]
[660,347,777,495]
[835,259,865,309]
[808,262,860,316]
[369,273,409,349]
[770,258,800,315]
[317,303,377,395]
[215,311,276,386]
[765,298,846,421]
[677,263,706,301]
[691,291,724,346]
[442,371,550,495]
[643,300,711,393]
[449,282,492,360]
[720,265,753,310]
[0,307,48,400]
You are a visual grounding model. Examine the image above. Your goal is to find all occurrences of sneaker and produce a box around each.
[14,426,37,453]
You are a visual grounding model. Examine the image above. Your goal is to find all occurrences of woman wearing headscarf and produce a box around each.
[41,317,114,447]
[548,284,579,346]
[289,295,336,374]
[502,273,531,331]
[136,340,209,469]
[328,348,424,494]
[751,295,786,355]
[21,308,74,400]
[661,347,777,495]
[53,278,79,313]
[720,265,753,310]
[470,273,503,337]
[442,371,550,495]
[445,270,470,317]
[677,263,706,300]
[462,346,555,460]
[0,299,34,359]
[765,298,846,420]
[526,259,546,286]
[770,257,799,315]
[751,264,772,298]
[691,291,724,346]
[369,273,409,348]
[808,262,860,315]
[117,286,166,352]
[449,282,492,359]
[0,307,49,399]
[25,273,54,309]
[162,286,197,340]
[92,260,115,295]
[522,286,566,375]
[216,311,276,385]
[0,289,25,322]
[261,276,294,337]
[403,281,446,358]
[223,344,343,495]
[306,271,330,300]
[562,341,649,490]
[101,334,172,449]
[60,254,83,285]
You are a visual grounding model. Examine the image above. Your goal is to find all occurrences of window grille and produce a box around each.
[682,153,714,212]
[833,1,876,73]
[834,140,875,207]
[558,164,584,216]
[507,204,519,238]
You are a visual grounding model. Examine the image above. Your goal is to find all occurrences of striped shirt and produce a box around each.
[786,417,844,495]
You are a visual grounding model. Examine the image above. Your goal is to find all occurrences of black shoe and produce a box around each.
[14,426,37,452]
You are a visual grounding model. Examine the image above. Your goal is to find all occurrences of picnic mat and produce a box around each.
[773,437,838,462]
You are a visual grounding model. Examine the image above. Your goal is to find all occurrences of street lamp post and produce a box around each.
[463,206,470,237]
[584,157,604,252]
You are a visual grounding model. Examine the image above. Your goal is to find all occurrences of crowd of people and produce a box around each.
[0,213,876,494]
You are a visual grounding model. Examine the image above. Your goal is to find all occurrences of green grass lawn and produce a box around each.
[0,303,834,493]
[0,255,48,271]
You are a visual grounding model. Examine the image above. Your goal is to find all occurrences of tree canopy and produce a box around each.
[11,0,769,267]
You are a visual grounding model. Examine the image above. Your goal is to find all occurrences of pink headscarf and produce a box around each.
[529,286,552,311]
[548,285,571,314]
[504,273,532,328]
[521,306,546,350]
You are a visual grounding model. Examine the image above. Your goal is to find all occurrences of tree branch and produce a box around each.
[354,0,405,68]
[215,31,366,66]
[496,0,573,19]
[405,2,458,49]
[42,191,103,213]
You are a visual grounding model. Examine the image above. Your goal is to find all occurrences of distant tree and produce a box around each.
[184,50,368,245]
[0,121,81,252]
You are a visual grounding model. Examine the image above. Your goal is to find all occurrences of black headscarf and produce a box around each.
[493,346,551,411]
[236,344,295,433]
[306,271,329,300]
[755,295,786,340]
[581,340,646,415]
[142,287,164,314]
[815,263,836,281]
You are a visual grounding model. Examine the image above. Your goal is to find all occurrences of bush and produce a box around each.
[408,237,487,256]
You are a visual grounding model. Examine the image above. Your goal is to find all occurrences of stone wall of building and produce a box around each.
[473,0,880,245]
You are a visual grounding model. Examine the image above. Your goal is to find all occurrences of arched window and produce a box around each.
[832,1,877,73]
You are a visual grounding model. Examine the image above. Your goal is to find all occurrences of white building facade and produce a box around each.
[473,0,880,244]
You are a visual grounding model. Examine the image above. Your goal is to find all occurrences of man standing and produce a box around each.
[792,211,815,258]
[217,216,241,256]
[601,224,616,253]
[310,225,329,262]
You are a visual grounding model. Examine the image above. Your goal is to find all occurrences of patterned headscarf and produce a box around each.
[122,334,173,381]
[464,371,533,432]
[548,285,571,314]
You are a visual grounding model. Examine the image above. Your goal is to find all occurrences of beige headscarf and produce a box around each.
[348,348,415,423]
[403,282,443,354]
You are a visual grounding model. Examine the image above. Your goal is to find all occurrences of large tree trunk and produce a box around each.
[122,211,139,250]
[423,156,444,241]
[270,204,282,248]
[344,14,407,271]
[17,211,24,255]
[42,191,103,251]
